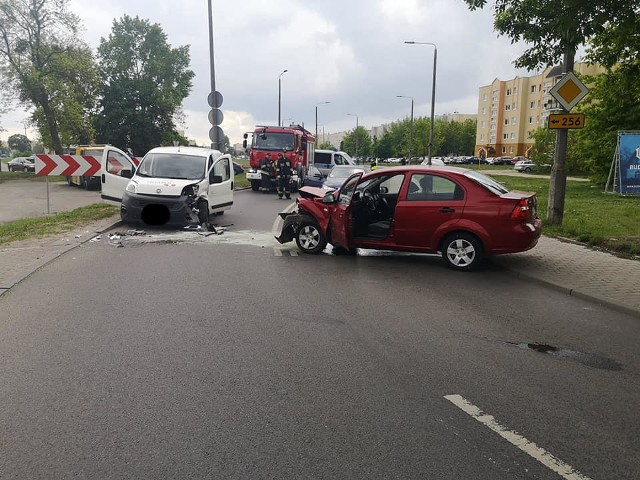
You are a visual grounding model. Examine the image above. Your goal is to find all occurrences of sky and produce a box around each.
[1,0,543,149]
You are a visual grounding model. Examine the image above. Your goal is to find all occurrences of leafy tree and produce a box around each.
[8,133,30,152]
[95,15,195,155]
[571,70,640,184]
[0,0,96,153]
[341,126,371,159]
[317,140,334,150]
[463,0,640,225]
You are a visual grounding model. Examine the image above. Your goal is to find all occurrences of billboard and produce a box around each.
[618,133,640,195]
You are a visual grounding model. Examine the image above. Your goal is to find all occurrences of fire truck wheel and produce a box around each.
[251,180,260,191]
[295,220,327,254]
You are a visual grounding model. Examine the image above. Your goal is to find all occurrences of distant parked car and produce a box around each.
[8,157,36,172]
[514,159,537,173]
[233,161,245,176]
[419,157,445,166]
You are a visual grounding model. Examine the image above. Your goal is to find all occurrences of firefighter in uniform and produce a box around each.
[275,151,293,199]
[260,154,275,191]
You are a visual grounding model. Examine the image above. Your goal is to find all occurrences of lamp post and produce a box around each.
[396,95,414,164]
[347,113,359,160]
[315,101,331,141]
[405,41,437,165]
[278,69,288,126]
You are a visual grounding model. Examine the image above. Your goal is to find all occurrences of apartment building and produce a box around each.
[475,62,603,158]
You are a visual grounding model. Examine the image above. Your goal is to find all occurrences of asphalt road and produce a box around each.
[1,189,638,479]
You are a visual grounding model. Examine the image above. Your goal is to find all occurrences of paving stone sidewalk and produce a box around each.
[1,219,639,318]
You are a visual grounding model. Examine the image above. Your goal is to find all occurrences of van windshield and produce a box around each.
[137,153,205,180]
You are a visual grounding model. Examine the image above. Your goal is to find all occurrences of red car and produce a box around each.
[276,166,542,270]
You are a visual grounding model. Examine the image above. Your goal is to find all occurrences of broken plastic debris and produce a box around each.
[89,235,102,242]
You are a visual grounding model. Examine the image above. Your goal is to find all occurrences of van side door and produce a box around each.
[207,154,234,213]
[101,146,137,204]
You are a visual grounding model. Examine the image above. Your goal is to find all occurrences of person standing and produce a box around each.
[260,153,275,191]
[275,151,293,199]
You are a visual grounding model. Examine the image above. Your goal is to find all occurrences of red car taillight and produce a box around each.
[511,198,531,221]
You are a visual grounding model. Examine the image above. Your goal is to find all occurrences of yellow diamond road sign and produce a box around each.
[549,72,589,112]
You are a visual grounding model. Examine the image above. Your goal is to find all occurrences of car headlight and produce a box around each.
[125,181,137,193]
[181,184,199,196]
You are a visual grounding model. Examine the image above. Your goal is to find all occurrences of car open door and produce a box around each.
[101,146,137,205]
[328,172,363,248]
[207,154,234,213]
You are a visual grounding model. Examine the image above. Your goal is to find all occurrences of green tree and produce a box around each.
[8,133,30,152]
[341,126,371,159]
[95,15,195,155]
[317,140,334,150]
[571,70,640,184]
[463,0,639,225]
[0,0,96,153]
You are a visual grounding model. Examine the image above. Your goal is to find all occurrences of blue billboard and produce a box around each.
[619,133,640,195]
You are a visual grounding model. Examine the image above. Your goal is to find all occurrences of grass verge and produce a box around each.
[492,174,640,258]
[0,203,118,246]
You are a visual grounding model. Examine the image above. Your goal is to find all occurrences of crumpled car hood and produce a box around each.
[129,176,197,196]
[298,186,330,199]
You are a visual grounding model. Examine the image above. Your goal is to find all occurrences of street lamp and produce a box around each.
[405,41,437,165]
[315,101,331,141]
[396,95,414,164]
[347,113,359,159]
[278,69,288,126]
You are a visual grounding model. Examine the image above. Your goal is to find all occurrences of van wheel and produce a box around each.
[441,233,483,271]
[198,200,209,225]
[295,221,327,254]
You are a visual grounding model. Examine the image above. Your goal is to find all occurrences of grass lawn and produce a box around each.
[491,174,640,257]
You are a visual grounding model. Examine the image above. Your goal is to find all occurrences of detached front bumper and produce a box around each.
[275,212,306,244]
[120,191,200,227]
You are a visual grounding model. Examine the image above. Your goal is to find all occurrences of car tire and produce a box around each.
[295,220,327,254]
[23,166,28,172]
[441,232,483,271]
[251,180,260,191]
[524,167,531,173]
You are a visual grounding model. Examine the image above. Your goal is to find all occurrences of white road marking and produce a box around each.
[444,394,592,480]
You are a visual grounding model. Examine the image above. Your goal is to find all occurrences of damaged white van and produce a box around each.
[101,146,234,227]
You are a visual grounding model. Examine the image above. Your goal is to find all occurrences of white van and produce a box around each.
[101,146,234,227]
[313,149,356,176]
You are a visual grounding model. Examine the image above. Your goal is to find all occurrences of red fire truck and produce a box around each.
[243,124,316,192]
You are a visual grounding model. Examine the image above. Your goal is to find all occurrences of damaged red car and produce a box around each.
[276,166,542,271]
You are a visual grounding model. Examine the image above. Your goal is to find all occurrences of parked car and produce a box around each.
[514,160,537,173]
[419,157,446,166]
[232,161,244,176]
[491,156,513,165]
[302,165,326,188]
[276,165,541,270]
[324,165,371,190]
[8,157,36,172]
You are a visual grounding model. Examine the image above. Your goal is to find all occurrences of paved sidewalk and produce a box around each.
[1,219,639,318]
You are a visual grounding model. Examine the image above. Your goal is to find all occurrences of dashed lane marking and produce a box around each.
[444,394,592,480]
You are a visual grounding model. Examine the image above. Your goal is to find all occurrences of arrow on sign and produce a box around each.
[60,154,81,176]
[36,154,58,176]
[82,155,101,176]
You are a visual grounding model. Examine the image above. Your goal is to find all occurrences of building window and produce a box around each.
[514,87,518,95]
[511,117,516,125]
[480,133,485,141]
[510,132,515,139]
[505,104,511,111]
[506,88,512,96]
[509,146,514,154]
[529,116,533,124]
[504,119,509,126]
[482,107,487,114]
[502,147,507,154]
[481,120,486,128]
[503,133,509,140]
[531,85,537,93]
[530,101,535,108]
[483,93,488,101]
